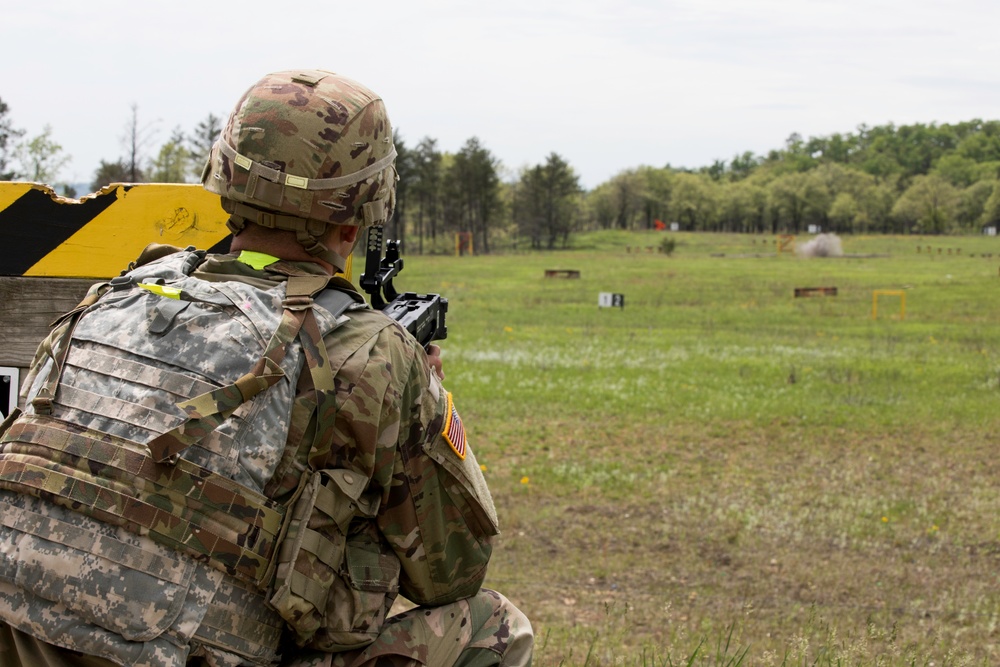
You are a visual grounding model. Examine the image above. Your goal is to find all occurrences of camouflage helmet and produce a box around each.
[202,69,397,267]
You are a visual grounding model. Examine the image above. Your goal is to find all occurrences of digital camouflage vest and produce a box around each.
[0,248,360,664]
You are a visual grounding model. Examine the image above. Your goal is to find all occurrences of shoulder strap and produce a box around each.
[314,288,357,320]
[127,243,187,270]
[30,284,110,415]
[283,280,360,473]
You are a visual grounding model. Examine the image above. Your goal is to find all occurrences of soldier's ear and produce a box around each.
[339,225,360,245]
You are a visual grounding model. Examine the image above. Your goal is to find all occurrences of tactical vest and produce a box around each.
[0,248,365,663]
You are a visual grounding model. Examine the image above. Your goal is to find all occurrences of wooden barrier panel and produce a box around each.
[0,276,92,369]
[794,287,838,297]
[545,269,581,278]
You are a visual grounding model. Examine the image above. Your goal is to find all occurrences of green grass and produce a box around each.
[386,231,1000,665]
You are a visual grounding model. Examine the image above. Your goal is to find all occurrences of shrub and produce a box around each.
[659,236,677,256]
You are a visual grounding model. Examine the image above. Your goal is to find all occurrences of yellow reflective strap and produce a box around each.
[238,250,281,270]
[138,283,183,299]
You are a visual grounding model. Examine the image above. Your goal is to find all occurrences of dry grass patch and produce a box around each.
[482,420,1000,665]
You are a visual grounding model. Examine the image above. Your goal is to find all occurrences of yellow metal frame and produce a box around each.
[872,289,906,320]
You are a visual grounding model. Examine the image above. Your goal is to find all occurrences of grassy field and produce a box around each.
[392,231,1000,666]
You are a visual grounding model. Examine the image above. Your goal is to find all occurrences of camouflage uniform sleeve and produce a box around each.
[372,323,500,606]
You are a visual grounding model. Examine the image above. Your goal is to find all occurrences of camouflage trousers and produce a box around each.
[283,589,533,667]
[0,589,531,667]
[0,623,114,667]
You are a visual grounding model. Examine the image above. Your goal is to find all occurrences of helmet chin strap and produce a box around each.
[223,198,348,273]
[295,228,348,273]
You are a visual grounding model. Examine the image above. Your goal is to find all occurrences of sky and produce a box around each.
[3,0,999,191]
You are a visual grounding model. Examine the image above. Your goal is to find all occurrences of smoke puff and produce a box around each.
[796,233,843,258]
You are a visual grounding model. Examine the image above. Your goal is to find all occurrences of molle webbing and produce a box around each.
[145,274,333,464]
[145,313,299,463]
[0,262,358,589]
[0,414,284,587]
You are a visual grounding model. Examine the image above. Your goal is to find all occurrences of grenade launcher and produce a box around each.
[359,226,448,348]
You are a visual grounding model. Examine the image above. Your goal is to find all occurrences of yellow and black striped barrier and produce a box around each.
[0,181,359,374]
[0,182,232,278]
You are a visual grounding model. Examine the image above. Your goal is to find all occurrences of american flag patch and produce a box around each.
[442,392,467,460]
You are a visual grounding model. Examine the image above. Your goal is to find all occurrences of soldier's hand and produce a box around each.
[426,344,444,381]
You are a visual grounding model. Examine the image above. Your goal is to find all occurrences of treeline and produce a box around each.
[0,97,221,196]
[394,120,1000,253]
[3,94,999,252]
[390,136,581,254]
[604,121,1000,237]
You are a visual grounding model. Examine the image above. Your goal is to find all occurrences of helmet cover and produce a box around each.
[202,69,397,234]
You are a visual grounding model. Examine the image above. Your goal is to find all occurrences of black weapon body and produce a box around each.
[360,227,448,348]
